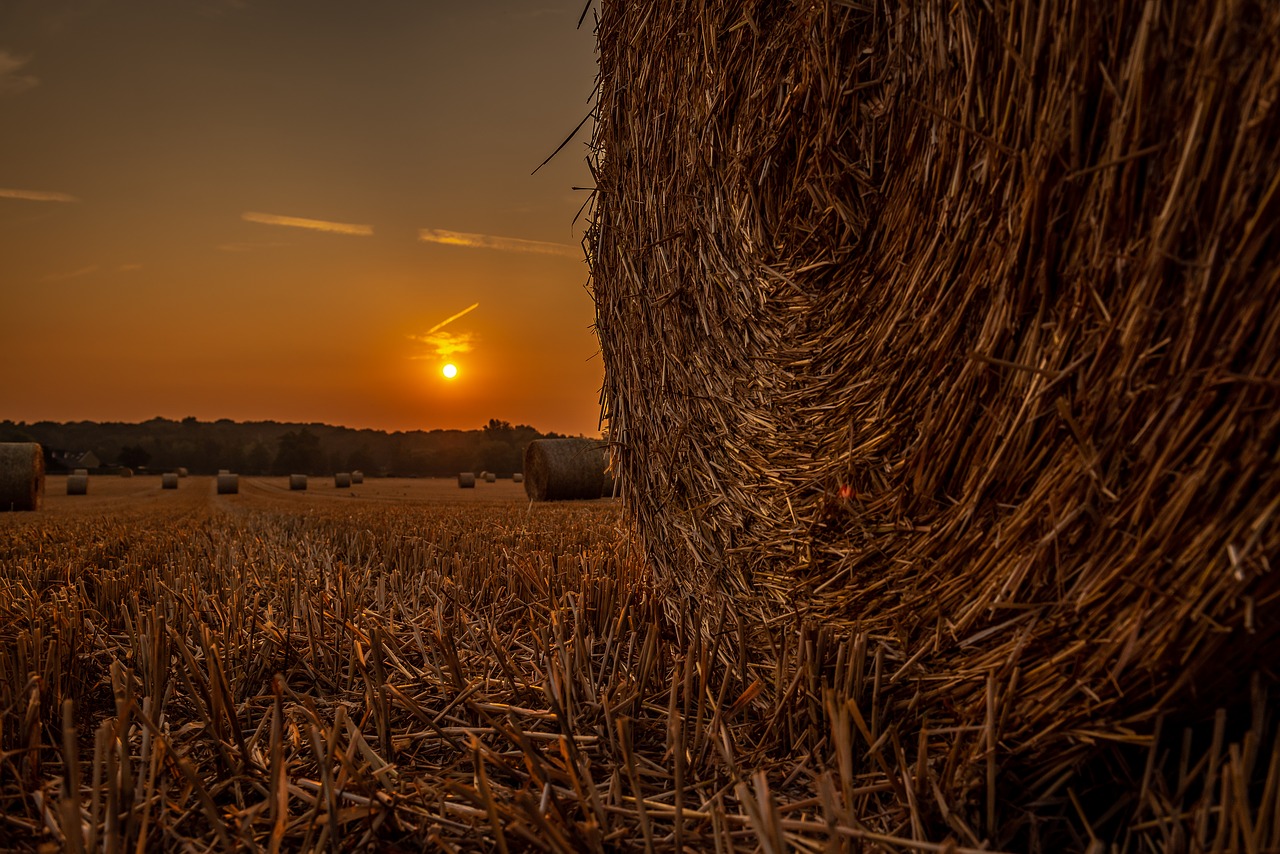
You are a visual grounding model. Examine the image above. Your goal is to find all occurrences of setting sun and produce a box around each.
[442,364,458,379]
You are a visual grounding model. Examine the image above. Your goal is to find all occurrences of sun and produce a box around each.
[442,363,458,379]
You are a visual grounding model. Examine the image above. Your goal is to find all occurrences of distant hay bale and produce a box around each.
[161,473,178,489]
[335,472,351,488]
[289,474,307,491]
[590,0,1280,845]
[457,472,476,488]
[73,468,88,477]
[66,474,88,496]
[351,471,364,484]
[523,438,612,501]
[0,443,44,512]
[118,468,133,478]
[512,473,523,483]
[218,469,229,475]
[216,474,239,495]
[484,472,497,483]
[177,467,188,478]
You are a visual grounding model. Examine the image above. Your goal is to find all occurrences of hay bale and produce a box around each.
[457,472,476,488]
[523,438,612,501]
[512,473,523,484]
[217,469,229,475]
[216,474,239,495]
[351,470,364,484]
[66,474,88,496]
[334,472,351,488]
[289,474,307,490]
[590,0,1280,844]
[161,473,178,489]
[0,443,44,511]
[484,472,497,483]
[177,467,188,478]
[118,468,133,478]
[72,468,88,477]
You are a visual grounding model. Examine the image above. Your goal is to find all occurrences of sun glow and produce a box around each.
[442,363,458,379]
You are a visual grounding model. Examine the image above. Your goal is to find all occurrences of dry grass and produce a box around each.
[2,483,1273,850]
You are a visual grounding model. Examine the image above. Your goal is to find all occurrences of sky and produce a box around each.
[0,0,603,436]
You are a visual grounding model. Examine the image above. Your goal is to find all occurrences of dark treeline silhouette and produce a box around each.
[0,417,571,478]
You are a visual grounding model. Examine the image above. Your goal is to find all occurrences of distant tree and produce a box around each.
[245,440,273,474]
[274,429,323,475]
[483,418,514,443]
[347,447,376,474]
[119,444,150,470]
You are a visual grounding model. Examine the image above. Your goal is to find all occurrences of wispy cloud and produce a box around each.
[410,302,480,359]
[117,263,142,273]
[0,187,79,203]
[419,228,578,259]
[43,265,98,283]
[242,211,373,236]
[0,50,38,96]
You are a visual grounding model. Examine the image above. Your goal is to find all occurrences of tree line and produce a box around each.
[0,417,571,478]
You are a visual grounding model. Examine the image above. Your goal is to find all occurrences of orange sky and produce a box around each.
[0,1,603,436]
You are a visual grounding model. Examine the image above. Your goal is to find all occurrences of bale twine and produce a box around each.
[590,0,1280,844]
[523,438,612,501]
[66,474,88,496]
[484,472,497,483]
[177,467,188,478]
[0,443,44,512]
[351,471,364,484]
[334,472,351,488]
[216,474,239,495]
[457,472,476,488]
[512,473,524,483]
[161,473,178,489]
[289,474,307,490]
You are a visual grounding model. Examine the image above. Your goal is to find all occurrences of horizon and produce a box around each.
[3,413,592,438]
[0,2,603,437]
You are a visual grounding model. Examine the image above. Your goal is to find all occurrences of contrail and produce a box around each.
[427,302,479,335]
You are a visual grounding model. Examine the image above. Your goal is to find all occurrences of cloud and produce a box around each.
[419,228,578,259]
[242,211,373,236]
[0,50,38,96]
[117,263,142,273]
[410,302,480,359]
[410,331,476,359]
[0,187,79,203]
[43,265,98,283]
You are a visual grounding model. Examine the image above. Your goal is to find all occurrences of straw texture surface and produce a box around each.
[589,0,1280,843]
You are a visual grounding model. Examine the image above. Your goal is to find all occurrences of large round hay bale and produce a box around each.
[484,471,497,483]
[590,0,1280,845]
[334,472,351,488]
[351,470,364,484]
[457,472,476,488]
[289,474,307,490]
[161,473,178,489]
[0,443,44,511]
[66,474,88,495]
[216,473,239,495]
[118,468,133,478]
[523,438,612,501]
[512,473,523,483]
[177,467,188,478]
